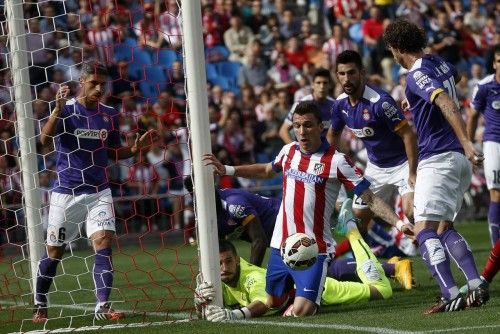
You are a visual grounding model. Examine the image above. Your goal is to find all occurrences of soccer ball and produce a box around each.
[280,233,319,270]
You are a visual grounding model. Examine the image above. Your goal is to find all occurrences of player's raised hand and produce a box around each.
[131,129,157,154]
[55,85,70,112]
[202,154,226,176]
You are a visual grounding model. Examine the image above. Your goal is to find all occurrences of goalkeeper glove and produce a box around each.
[194,281,216,308]
[206,305,248,322]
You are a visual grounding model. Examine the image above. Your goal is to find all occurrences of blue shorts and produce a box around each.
[266,248,331,305]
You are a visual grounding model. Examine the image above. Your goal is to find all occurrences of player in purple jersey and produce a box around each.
[278,68,335,144]
[384,19,489,314]
[329,50,418,232]
[467,44,500,247]
[33,61,153,323]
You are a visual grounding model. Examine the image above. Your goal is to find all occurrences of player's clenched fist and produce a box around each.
[55,85,70,112]
[194,280,215,307]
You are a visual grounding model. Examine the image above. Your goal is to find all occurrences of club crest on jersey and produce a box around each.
[228,204,246,219]
[362,109,370,121]
[102,115,110,123]
[313,162,325,175]
[74,128,108,140]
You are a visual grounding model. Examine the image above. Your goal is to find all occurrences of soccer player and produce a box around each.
[195,213,394,322]
[203,101,412,317]
[33,61,153,322]
[278,68,335,144]
[329,49,418,229]
[467,43,500,247]
[384,19,489,314]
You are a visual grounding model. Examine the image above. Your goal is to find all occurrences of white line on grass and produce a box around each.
[0,300,191,319]
[423,325,500,333]
[240,320,416,334]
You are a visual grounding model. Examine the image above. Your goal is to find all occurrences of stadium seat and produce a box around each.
[139,81,158,102]
[216,61,241,80]
[205,45,230,62]
[145,65,167,91]
[133,48,152,65]
[208,76,230,91]
[205,63,218,81]
[114,44,133,62]
[157,49,179,68]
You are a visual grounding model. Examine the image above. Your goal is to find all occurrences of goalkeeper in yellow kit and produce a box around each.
[194,199,393,321]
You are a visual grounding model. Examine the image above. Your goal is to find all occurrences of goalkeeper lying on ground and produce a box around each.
[194,200,393,321]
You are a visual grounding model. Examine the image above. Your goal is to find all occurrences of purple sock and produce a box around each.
[488,201,500,246]
[328,259,395,280]
[328,259,358,281]
[440,229,481,283]
[417,229,457,299]
[367,219,394,247]
[93,248,113,303]
[35,255,60,305]
[382,262,395,276]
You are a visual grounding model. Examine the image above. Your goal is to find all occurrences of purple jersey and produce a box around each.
[53,98,121,195]
[471,74,500,143]
[331,85,407,168]
[405,54,463,160]
[285,94,335,136]
[217,188,280,243]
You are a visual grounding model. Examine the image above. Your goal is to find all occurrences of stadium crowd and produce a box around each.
[0,0,498,238]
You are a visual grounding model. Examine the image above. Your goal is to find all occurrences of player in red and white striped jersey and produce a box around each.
[204,101,413,317]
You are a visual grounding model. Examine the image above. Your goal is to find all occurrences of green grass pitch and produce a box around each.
[1,221,498,334]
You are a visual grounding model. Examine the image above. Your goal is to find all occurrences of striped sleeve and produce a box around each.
[335,153,370,196]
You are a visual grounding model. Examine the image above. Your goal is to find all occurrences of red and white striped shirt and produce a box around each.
[270,142,369,254]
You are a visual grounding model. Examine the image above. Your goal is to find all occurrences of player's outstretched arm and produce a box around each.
[203,154,277,179]
[359,189,414,237]
[434,92,483,166]
[40,85,69,147]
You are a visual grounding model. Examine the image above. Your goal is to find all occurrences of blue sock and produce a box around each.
[35,254,60,305]
[488,201,500,246]
[417,229,458,299]
[93,248,113,304]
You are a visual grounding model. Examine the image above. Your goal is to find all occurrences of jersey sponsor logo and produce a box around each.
[313,162,325,175]
[285,168,325,184]
[413,71,432,89]
[381,101,402,121]
[492,100,500,109]
[425,238,446,266]
[348,127,375,138]
[74,128,108,140]
[362,108,370,121]
[228,204,246,219]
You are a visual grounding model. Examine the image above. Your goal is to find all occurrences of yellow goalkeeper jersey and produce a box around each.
[222,258,267,308]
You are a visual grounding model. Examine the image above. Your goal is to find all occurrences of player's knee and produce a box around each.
[291,298,317,317]
[369,281,392,300]
[47,245,65,259]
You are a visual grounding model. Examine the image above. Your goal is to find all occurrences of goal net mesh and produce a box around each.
[0,0,200,331]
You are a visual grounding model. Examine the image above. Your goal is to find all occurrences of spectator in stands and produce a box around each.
[362,6,385,73]
[267,52,299,92]
[284,36,307,70]
[323,24,357,70]
[430,10,462,66]
[223,14,254,63]
[159,0,182,50]
[166,61,187,111]
[238,52,270,95]
[279,9,300,39]
[395,0,428,28]
[134,3,163,50]
[464,0,486,34]
[258,13,280,57]
[453,15,482,62]
[329,0,364,30]
[245,0,266,34]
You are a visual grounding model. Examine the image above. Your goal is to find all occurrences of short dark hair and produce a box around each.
[219,239,237,255]
[383,19,427,54]
[336,50,363,71]
[293,101,322,124]
[80,61,108,78]
[494,43,500,56]
[312,67,331,82]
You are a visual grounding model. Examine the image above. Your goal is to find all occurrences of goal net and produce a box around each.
[0,0,206,331]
